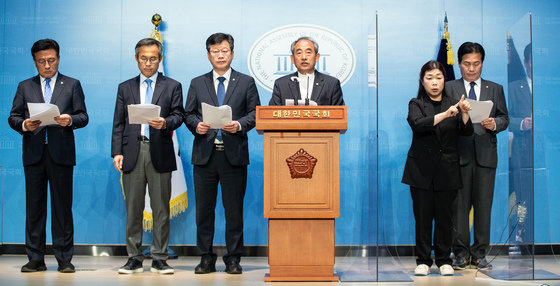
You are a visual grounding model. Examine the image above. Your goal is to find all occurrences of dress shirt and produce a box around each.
[139,73,158,137]
[463,78,481,101]
[297,71,315,101]
[212,69,240,143]
[463,77,496,130]
[22,73,58,131]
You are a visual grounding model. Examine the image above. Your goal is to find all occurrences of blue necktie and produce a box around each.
[44,78,52,103]
[468,81,477,100]
[216,76,225,141]
[145,79,153,138]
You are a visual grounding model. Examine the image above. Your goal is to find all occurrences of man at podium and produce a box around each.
[268,37,344,106]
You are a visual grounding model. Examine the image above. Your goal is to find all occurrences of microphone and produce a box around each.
[305,74,310,106]
[290,76,299,106]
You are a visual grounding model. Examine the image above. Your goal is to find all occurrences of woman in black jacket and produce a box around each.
[402,60,473,276]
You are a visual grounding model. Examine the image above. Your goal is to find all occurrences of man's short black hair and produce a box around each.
[31,39,60,59]
[206,33,234,52]
[457,42,485,63]
[135,38,163,59]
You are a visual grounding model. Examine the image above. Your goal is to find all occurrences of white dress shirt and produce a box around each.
[463,78,482,101]
[22,73,58,131]
[297,71,315,101]
[140,73,158,137]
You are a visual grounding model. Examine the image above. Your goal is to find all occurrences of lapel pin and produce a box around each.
[232,78,236,82]
[315,83,318,86]
[485,85,489,88]
[61,82,63,84]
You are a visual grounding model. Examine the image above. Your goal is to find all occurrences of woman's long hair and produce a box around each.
[416,60,447,99]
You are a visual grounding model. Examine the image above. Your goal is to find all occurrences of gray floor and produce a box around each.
[0,255,559,286]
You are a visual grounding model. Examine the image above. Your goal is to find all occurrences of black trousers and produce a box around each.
[453,159,496,260]
[194,148,247,264]
[24,146,74,263]
[411,186,457,267]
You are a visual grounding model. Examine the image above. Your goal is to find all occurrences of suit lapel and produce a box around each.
[224,69,238,105]
[479,79,490,101]
[152,72,165,104]
[131,75,141,104]
[310,71,324,102]
[204,71,218,106]
[49,73,65,104]
[288,72,301,101]
[31,76,44,103]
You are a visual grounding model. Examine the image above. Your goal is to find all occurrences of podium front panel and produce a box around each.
[264,131,340,218]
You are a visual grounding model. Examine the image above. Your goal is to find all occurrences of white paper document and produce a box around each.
[467,99,493,123]
[202,102,232,129]
[284,99,318,106]
[27,103,60,126]
[127,104,161,124]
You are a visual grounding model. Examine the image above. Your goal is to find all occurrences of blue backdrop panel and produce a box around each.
[0,0,559,247]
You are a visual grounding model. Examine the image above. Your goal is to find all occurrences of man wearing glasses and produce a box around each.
[111,38,184,274]
[8,39,88,273]
[185,33,260,275]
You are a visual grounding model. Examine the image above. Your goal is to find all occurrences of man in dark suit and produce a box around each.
[111,38,184,275]
[269,37,344,106]
[184,33,260,275]
[446,42,509,270]
[8,39,88,273]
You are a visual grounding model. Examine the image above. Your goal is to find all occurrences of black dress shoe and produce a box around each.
[151,259,174,274]
[21,260,47,272]
[194,261,216,274]
[225,260,242,274]
[58,261,75,273]
[118,257,143,274]
[452,256,469,270]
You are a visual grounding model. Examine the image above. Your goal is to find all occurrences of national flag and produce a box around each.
[436,13,455,81]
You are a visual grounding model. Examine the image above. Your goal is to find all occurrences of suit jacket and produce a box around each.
[402,95,473,190]
[8,73,88,166]
[269,70,344,106]
[111,72,184,173]
[445,78,509,168]
[184,69,260,166]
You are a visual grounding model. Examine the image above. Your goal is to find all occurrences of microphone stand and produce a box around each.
[305,74,310,106]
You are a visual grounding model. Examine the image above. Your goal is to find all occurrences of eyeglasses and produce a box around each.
[35,58,57,65]
[210,49,231,56]
[139,56,159,64]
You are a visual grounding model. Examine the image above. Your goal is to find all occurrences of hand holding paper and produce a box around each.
[128,104,161,124]
[201,102,232,129]
[27,103,60,126]
[466,99,493,123]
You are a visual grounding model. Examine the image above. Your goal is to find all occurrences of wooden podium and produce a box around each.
[256,106,347,282]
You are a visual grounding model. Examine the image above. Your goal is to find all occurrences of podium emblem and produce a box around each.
[286,148,318,179]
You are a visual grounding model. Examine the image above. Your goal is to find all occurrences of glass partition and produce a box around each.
[337,10,380,282]
[481,12,560,281]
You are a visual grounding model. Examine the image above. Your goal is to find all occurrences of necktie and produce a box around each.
[44,78,52,144]
[145,79,153,138]
[468,81,477,100]
[44,78,52,103]
[216,77,226,141]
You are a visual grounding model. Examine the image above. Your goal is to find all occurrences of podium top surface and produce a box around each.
[256,106,347,132]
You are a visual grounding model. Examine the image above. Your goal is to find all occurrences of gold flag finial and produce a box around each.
[150,14,163,43]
